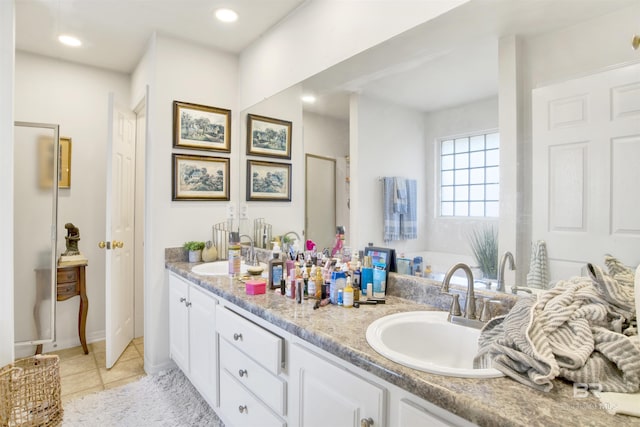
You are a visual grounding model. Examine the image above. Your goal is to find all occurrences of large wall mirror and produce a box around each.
[14,122,59,349]
[239,0,640,293]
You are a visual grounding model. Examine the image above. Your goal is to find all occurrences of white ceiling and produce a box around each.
[15,0,638,119]
[15,0,306,73]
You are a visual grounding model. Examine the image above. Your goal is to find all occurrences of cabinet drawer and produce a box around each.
[219,369,286,427]
[57,268,78,284]
[57,282,78,298]
[220,337,286,415]
[216,307,284,375]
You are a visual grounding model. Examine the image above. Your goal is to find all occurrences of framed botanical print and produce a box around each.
[172,153,230,201]
[173,101,231,152]
[246,159,291,202]
[246,114,292,159]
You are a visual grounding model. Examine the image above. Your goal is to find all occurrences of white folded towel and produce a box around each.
[594,391,640,417]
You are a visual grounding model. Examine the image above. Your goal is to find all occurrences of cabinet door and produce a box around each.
[397,398,458,427]
[168,274,190,373]
[290,343,385,427]
[188,284,218,408]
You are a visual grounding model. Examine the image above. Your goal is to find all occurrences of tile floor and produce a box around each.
[48,337,146,405]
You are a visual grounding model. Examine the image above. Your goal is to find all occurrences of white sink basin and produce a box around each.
[366,311,504,378]
[191,261,267,276]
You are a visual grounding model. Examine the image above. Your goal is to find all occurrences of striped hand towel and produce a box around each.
[383,177,400,241]
[475,264,640,393]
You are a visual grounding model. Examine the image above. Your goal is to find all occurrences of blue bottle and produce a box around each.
[361,256,373,296]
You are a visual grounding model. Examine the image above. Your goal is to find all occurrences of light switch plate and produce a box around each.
[227,203,236,219]
[240,204,248,220]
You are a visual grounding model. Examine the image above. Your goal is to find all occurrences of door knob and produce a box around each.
[112,240,124,249]
[360,417,374,427]
[98,241,110,249]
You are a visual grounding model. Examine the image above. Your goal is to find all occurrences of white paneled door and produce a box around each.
[532,62,640,282]
[105,94,136,368]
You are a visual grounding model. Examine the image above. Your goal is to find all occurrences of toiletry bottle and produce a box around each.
[353,275,360,302]
[296,279,303,304]
[316,267,324,299]
[353,261,361,295]
[413,256,423,277]
[286,256,295,280]
[308,266,317,299]
[305,253,313,276]
[280,270,287,295]
[303,271,309,299]
[373,266,386,298]
[343,276,354,308]
[290,269,297,299]
[329,270,338,304]
[268,243,284,290]
[361,256,373,296]
[228,231,241,278]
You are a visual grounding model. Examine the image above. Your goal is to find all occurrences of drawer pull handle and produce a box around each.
[361,417,374,427]
[238,369,247,377]
[233,333,243,341]
[179,297,186,303]
[238,405,247,414]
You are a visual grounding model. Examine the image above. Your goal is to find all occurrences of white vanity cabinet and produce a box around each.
[167,269,475,427]
[168,273,218,408]
[289,343,386,427]
[216,306,287,426]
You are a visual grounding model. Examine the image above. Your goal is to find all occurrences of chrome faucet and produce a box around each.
[239,234,257,266]
[496,251,515,292]
[441,263,477,321]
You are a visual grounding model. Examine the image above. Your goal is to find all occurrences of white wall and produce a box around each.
[238,0,468,110]
[13,52,130,354]
[240,85,304,239]
[351,94,426,255]
[0,0,15,367]
[135,34,239,373]
[302,111,349,245]
[423,96,499,259]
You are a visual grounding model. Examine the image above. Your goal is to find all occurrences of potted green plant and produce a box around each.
[184,241,205,263]
[468,225,498,280]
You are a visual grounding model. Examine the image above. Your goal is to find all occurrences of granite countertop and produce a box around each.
[165,256,640,427]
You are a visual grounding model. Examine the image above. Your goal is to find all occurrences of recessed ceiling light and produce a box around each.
[215,8,238,23]
[58,34,82,47]
[301,95,316,104]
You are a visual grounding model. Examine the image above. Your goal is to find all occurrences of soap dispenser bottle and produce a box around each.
[268,243,284,290]
[228,231,241,278]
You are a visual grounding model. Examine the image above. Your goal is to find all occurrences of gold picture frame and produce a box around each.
[39,136,72,189]
[173,101,231,152]
[246,159,291,201]
[246,114,292,159]
[59,137,72,188]
[172,153,230,201]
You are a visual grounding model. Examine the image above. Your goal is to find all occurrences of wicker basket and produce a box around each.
[0,355,63,427]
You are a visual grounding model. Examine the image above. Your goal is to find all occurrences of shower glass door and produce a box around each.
[13,122,59,352]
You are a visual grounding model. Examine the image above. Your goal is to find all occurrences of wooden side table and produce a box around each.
[36,262,89,355]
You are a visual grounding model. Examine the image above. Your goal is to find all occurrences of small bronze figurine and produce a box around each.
[62,223,81,256]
